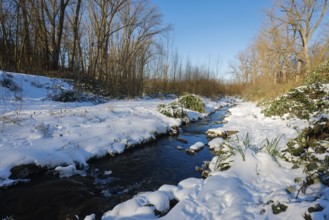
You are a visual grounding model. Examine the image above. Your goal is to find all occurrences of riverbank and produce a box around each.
[2,71,328,219]
[1,106,232,220]
[101,90,329,220]
[0,70,230,188]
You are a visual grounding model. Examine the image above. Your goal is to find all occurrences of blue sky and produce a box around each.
[151,0,274,79]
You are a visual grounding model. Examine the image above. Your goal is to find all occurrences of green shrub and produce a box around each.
[157,94,206,123]
[261,83,329,120]
[307,61,329,84]
[282,118,329,192]
[178,94,205,113]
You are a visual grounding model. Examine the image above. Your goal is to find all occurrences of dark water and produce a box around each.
[0,107,228,220]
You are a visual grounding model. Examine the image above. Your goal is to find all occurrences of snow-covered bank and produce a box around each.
[101,99,329,220]
[0,71,227,187]
[208,100,308,149]
[3,71,328,219]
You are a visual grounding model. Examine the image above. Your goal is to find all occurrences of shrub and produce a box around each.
[282,117,329,195]
[307,61,329,84]
[0,75,22,92]
[50,90,80,102]
[157,94,206,123]
[157,102,189,124]
[260,83,329,120]
[49,89,108,103]
[178,94,205,113]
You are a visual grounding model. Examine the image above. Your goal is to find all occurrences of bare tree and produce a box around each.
[231,0,328,85]
[0,0,223,98]
[67,0,82,72]
[276,0,328,76]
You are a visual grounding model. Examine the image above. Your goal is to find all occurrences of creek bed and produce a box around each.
[0,107,228,220]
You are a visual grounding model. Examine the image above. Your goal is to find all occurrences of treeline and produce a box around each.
[230,0,329,98]
[0,0,224,97]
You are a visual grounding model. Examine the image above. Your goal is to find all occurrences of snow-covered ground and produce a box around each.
[0,70,225,187]
[1,70,328,219]
[101,100,329,220]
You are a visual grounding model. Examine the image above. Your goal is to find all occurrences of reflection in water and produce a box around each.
[0,107,228,220]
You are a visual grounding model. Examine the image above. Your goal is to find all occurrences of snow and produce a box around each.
[206,127,227,138]
[189,141,205,151]
[106,148,309,220]
[54,164,87,178]
[100,99,327,220]
[208,156,220,172]
[211,99,308,150]
[2,70,328,219]
[186,110,203,121]
[84,214,96,220]
[316,188,329,218]
[208,137,224,151]
[102,191,171,219]
[0,70,224,187]
[104,170,112,175]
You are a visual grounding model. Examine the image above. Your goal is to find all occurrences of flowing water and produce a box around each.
[0,107,228,220]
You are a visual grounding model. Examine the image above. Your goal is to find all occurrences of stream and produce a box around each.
[0,107,229,220]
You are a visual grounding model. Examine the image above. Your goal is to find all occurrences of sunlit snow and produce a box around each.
[1,70,329,219]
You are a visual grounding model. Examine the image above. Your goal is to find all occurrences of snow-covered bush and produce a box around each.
[49,89,107,104]
[178,94,205,113]
[280,117,329,200]
[50,90,80,102]
[0,74,21,93]
[157,102,189,124]
[261,83,329,119]
[157,94,206,124]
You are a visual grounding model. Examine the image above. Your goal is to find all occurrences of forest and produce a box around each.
[0,0,329,99]
[230,0,329,99]
[0,0,223,98]
[1,1,329,219]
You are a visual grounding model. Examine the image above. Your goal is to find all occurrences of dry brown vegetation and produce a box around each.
[0,0,328,99]
[229,0,329,100]
[0,0,225,98]
[239,79,303,101]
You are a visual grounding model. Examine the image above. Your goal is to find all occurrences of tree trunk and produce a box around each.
[21,0,31,71]
[69,0,81,72]
[52,0,69,71]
